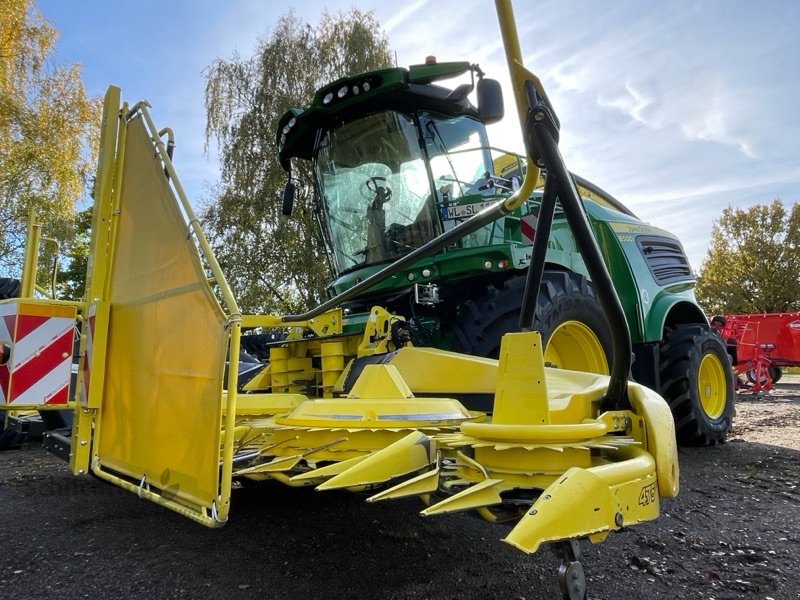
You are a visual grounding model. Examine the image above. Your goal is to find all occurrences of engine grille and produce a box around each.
[636,236,694,285]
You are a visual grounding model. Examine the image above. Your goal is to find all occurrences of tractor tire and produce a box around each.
[746,366,782,385]
[659,324,735,446]
[0,278,21,300]
[451,271,612,374]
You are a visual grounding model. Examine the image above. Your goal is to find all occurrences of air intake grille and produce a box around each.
[636,236,694,285]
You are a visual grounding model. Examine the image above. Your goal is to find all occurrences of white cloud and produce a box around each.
[382,0,429,34]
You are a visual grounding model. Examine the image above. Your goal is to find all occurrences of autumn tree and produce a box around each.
[55,206,92,300]
[202,10,392,314]
[0,0,101,285]
[695,200,800,314]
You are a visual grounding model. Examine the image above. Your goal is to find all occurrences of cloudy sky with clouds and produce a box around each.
[37,0,800,270]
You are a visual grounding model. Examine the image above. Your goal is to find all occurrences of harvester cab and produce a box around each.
[278,61,521,294]
[3,2,691,598]
[281,62,486,265]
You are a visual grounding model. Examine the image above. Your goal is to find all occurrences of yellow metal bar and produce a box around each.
[20,208,40,298]
[240,315,286,328]
[133,104,240,320]
[84,87,122,303]
[71,87,124,476]
[100,102,128,299]
[217,320,241,522]
[494,0,540,212]
[91,463,218,527]
[241,310,343,337]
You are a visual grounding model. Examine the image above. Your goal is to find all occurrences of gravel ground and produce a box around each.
[1,378,798,600]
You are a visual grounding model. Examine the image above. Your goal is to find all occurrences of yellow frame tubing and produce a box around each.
[20,208,41,298]
[71,87,125,475]
[494,0,546,213]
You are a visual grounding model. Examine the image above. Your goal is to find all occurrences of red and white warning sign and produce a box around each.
[0,300,76,406]
[520,214,538,245]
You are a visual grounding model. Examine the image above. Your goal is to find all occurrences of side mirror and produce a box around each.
[282,179,296,216]
[477,78,504,125]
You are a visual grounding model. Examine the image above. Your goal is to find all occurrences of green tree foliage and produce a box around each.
[56,206,92,300]
[202,10,392,314]
[0,0,101,283]
[696,200,800,314]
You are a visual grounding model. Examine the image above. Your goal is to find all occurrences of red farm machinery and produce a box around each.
[711,313,800,392]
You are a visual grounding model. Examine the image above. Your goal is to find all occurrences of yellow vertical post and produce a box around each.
[494,0,542,212]
[83,86,123,304]
[495,0,527,128]
[20,208,40,298]
[70,86,123,476]
[218,320,241,522]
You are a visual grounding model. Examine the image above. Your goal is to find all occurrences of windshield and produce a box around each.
[315,110,502,275]
[420,112,493,201]
[421,112,506,247]
[315,111,437,273]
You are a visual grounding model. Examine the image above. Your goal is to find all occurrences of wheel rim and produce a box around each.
[544,320,609,374]
[698,353,727,419]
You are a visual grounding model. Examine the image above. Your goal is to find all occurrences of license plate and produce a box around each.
[441,201,495,220]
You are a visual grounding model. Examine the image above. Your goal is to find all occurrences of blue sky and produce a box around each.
[37,0,800,271]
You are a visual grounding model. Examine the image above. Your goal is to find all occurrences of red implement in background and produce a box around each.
[710,313,800,392]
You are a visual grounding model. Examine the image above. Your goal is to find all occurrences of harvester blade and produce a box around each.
[367,463,441,503]
[421,478,504,516]
[289,454,369,483]
[235,436,347,475]
[235,454,303,475]
[316,431,435,491]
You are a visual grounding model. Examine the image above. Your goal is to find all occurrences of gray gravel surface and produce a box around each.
[1,382,798,599]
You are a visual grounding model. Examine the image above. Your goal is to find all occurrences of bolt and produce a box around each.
[615,512,624,527]
[534,111,545,121]
[529,508,538,516]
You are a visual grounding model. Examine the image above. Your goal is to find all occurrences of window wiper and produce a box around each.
[424,119,465,196]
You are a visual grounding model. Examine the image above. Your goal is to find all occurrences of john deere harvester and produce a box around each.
[272,23,734,449]
[1,2,714,597]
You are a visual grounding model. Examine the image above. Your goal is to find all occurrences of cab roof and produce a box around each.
[277,62,479,171]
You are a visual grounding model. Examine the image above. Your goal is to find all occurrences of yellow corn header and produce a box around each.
[1,2,680,597]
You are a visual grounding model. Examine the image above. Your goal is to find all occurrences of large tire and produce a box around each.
[746,366,782,385]
[0,278,21,300]
[451,271,612,374]
[659,324,734,446]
